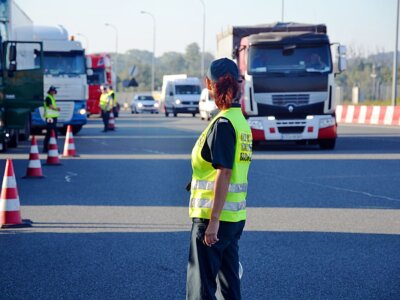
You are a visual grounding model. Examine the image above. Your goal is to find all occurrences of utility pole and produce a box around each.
[392,0,399,105]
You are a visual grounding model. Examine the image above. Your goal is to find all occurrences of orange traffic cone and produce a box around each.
[45,129,62,166]
[63,125,79,157]
[23,136,45,179]
[1,159,32,228]
[108,110,115,130]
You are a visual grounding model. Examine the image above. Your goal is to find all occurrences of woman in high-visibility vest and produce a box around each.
[186,58,252,300]
[43,85,61,153]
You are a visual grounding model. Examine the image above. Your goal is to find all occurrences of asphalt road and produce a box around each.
[1,112,400,300]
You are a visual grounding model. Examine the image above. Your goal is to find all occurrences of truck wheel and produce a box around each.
[9,130,19,148]
[173,109,177,117]
[19,116,31,141]
[165,107,169,117]
[72,125,82,135]
[319,139,336,150]
[0,140,7,153]
[192,113,196,117]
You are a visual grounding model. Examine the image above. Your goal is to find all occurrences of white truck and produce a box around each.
[161,74,202,117]
[30,25,88,134]
[0,0,44,151]
[216,22,346,149]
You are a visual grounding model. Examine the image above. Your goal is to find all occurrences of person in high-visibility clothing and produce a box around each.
[186,58,252,300]
[99,85,113,132]
[43,85,61,153]
[107,85,119,118]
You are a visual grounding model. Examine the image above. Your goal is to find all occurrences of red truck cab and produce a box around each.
[86,53,113,116]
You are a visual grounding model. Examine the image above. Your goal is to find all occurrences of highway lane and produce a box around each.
[1,112,399,299]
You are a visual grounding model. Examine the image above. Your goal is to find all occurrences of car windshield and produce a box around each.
[248,44,331,74]
[136,95,154,101]
[43,51,86,75]
[175,85,201,95]
[87,68,106,84]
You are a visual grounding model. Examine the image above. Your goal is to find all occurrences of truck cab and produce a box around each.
[217,23,346,149]
[30,25,88,135]
[0,0,44,151]
[86,53,112,116]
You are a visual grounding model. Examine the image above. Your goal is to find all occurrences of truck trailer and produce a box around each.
[31,25,88,135]
[216,22,346,149]
[0,0,44,152]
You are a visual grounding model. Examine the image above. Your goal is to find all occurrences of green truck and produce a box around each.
[0,0,43,152]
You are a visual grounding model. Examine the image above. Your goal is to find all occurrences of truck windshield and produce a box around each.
[43,51,86,75]
[175,85,201,95]
[87,68,105,84]
[249,44,331,74]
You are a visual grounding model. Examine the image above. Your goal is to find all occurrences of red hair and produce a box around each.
[212,74,239,110]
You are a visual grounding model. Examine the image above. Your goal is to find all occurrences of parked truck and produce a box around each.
[86,53,113,116]
[0,0,44,151]
[216,22,346,149]
[161,74,202,117]
[31,25,88,135]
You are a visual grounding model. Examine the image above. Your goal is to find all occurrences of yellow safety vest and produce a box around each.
[44,94,60,118]
[99,93,112,111]
[189,107,252,222]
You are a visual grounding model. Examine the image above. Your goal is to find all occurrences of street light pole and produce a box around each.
[281,0,284,22]
[140,11,156,92]
[105,23,119,91]
[392,0,399,106]
[200,0,205,79]
[76,33,89,52]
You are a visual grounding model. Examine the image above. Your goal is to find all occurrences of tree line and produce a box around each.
[110,42,214,92]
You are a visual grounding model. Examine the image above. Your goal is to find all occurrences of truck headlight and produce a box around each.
[319,117,336,129]
[154,102,160,108]
[79,108,87,115]
[175,99,181,105]
[138,103,143,108]
[248,120,263,130]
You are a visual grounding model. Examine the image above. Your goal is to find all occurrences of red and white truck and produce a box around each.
[86,53,113,116]
[216,22,346,149]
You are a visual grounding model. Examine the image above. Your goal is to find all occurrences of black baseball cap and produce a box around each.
[48,85,58,93]
[207,58,242,82]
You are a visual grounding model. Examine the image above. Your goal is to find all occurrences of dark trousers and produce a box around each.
[43,118,58,152]
[186,218,245,300]
[101,110,110,131]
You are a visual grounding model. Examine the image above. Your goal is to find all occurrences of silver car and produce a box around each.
[131,94,159,114]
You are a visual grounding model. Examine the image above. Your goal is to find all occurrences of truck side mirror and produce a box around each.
[336,45,347,73]
[86,57,92,69]
[8,44,17,72]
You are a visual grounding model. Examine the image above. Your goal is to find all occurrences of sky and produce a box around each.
[16,0,398,57]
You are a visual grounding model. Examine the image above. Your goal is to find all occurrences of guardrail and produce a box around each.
[336,105,400,126]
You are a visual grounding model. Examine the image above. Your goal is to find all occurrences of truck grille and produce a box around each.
[278,126,305,134]
[272,94,309,106]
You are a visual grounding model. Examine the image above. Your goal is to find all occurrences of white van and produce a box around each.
[161,75,202,117]
[199,88,219,121]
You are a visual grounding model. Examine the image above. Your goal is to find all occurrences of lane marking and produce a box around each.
[10,206,400,235]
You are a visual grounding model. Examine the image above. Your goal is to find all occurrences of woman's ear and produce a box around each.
[205,77,212,90]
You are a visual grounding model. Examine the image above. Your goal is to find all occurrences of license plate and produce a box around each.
[188,108,196,111]
[282,134,302,140]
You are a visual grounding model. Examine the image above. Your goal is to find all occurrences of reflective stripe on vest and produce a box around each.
[189,107,252,222]
[44,94,59,118]
[190,198,246,211]
[191,179,248,193]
